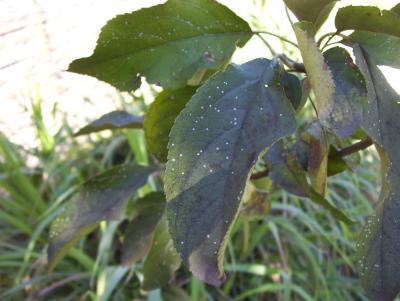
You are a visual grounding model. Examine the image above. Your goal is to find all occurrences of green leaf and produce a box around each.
[335,6,400,37]
[354,45,400,300]
[347,31,400,69]
[142,217,181,290]
[68,0,252,92]
[120,192,165,265]
[284,0,338,30]
[165,58,296,285]
[294,22,367,137]
[74,111,143,136]
[281,73,303,112]
[48,164,154,270]
[265,140,354,224]
[144,87,197,162]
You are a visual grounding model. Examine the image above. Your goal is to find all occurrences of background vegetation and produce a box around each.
[1,0,399,300]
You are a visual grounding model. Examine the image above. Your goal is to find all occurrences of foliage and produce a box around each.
[2,0,400,300]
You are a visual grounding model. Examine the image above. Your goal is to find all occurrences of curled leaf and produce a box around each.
[74,111,143,136]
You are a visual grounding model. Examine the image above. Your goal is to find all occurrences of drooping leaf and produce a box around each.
[284,0,338,30]
[68,0,252,92]
[354,45,400,300]
[142,217,181,290]
[265,140,354,223]
[347,31,400,69]
[240,182,270,220]
[48,164,154,270]
[165,58,297,285]
[294,22,367,137]
[74,111,143,136]
[281,72,303,112]
[304,123,329,196]
[144,86,197,162]
[120,192,165,265]
[335,6,400,37]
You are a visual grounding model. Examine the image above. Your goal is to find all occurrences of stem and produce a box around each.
[252,30,298,48]
[277,54,305,73]
[255,33,276,56]
[250,138,374,180]
[336,137,373,157]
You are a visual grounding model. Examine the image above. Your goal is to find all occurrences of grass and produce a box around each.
[0,87,384,301]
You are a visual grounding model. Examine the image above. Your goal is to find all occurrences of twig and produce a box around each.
[250,138,374,180]
[336,137,373,157]
[277,54,306,73]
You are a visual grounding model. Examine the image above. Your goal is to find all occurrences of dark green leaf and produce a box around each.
[265,140,354,224]
[354,45,400,300]
[281,72,303,112]
[335,6,400,37]
[144,87,197,162]
[294,22,367,137]
[74,111,143,136]
[120,192,165,265]
[48,164,154,270]
[69,0,252,92]
[142,217,181,290]
[165,58,297,285]
[284,0,338,30]
[322,47,367,137]
[348,31,400,69]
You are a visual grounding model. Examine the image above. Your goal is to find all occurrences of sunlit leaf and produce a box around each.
[69,0,252,92]
[142,217,181,290]
[165,58,297,285]
[48,164,154,270]
[294,22,367,137]
[120,192,165,265]
[354,44,400,301]
[347,31,400,69]
[144,87,197,162]
[335,6,400,37]
[74,111,143,136]
[284,0,338,30]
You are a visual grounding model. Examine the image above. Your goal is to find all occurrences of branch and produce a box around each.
[250,138,373,180]
[336,137,373,157]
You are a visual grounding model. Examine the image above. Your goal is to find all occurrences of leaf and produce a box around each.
[142,217,181,290]
[347,31,400,69]
[393,3,400,15]
[240,182,270,220]
[284,0,338,30]
[265,140,354,224]
[68,0,252,92]
[165,58,297,285]
[281,72,303,112]
[335,6,400,37]
[144,86,197,162]
[48,164,154,270]
[354,45,400,300]
[294,22,367,137]
[304,123,329,196]
[74,111,143,136]
[120,192,165,265]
